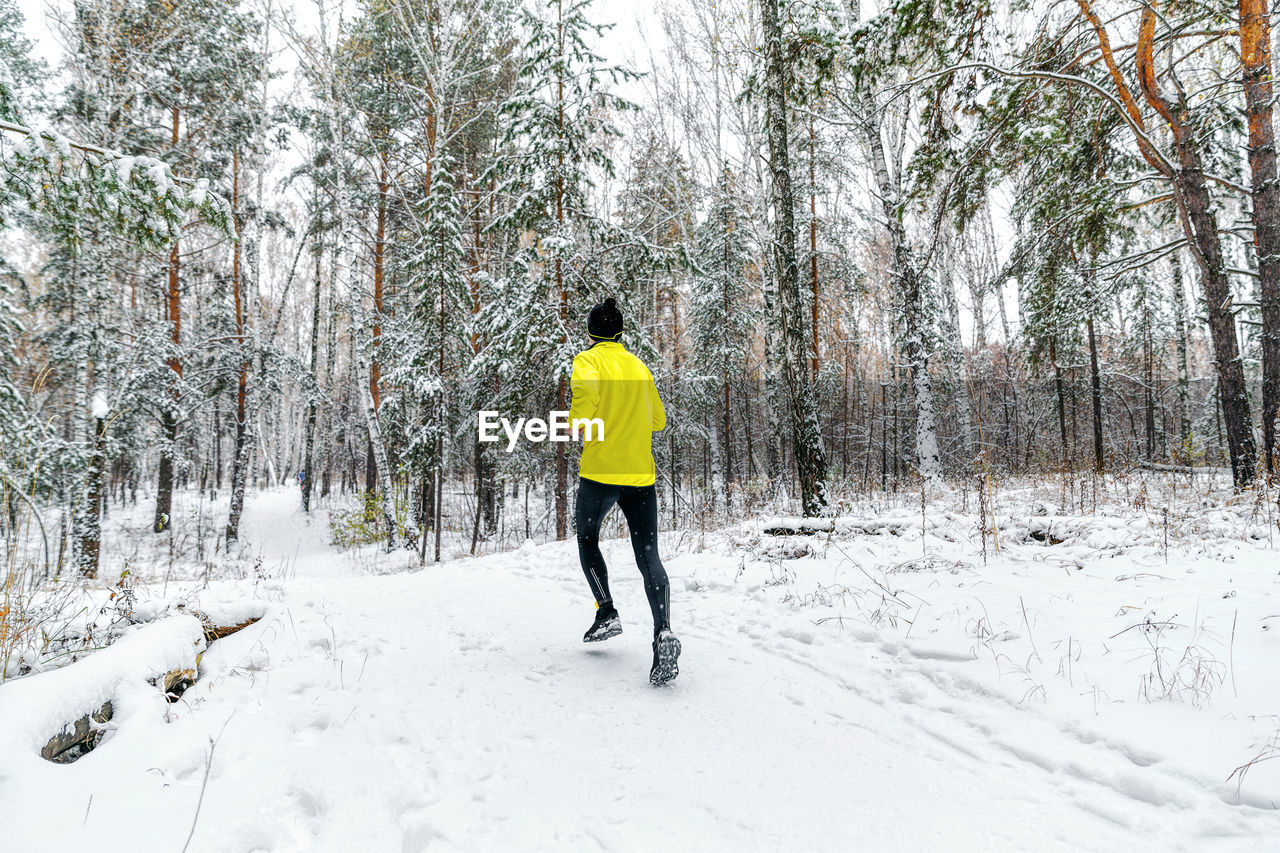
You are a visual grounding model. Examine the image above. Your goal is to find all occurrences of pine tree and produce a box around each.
[337,0,420,510]
[222,6,273,546]
[55,0,267,533]
[287,4,365,511]
[1240,0,1280,475]
[691,168,756,510]
[2,0,235,578]
[907,0,1260,486]
[0,0,45,125]
[761,0,830,514]
[493,0,640,539]
[389,155,470,557]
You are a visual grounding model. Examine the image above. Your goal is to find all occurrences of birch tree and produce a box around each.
[841,0,943,488]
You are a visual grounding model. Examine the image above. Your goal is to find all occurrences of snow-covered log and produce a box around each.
[1,608,265,766]
[1134,461,1231,475]
[762,516,918,536]
[0,616,205,766]
[762,509,1274,549]
[39,666,195,762]
[41,701,114,763]
[173,601,267,644]
[199,616,263,643]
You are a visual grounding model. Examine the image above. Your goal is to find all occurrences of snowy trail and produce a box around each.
[5,490,1277,851]
[190,561,1124,852]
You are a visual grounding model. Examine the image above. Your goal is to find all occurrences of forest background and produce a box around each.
[3,0,1280,583]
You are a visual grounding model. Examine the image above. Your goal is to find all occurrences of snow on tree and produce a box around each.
[760,0,830,513]
[691,167,757,510]
[490,0,643,538]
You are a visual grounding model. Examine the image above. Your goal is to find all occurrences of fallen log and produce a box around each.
[196,614,262,643]
[158,667,197,699]
[41,663,197,763]
[762,517,835,536]
[1134,461,1229,475]
[41,702,113,763]
[172,603,264,644]
[36,613,262,763]
[764,523,832,536]
[762,518,913,537]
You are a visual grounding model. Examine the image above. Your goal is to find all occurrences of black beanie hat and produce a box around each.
[587,297,623,341]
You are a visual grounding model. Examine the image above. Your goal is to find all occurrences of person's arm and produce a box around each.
[568,355,600,424]
[649,371,667,432]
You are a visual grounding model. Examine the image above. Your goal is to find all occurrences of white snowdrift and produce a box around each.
[4,590,269,680]
[0,615,205,774]
[3,487,1279,851]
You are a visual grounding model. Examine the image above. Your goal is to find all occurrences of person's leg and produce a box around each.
[575,477,621,608]
[616,484,670,634]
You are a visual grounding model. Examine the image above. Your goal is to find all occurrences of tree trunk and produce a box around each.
[552,8,571,540]
[1171,152,1257,486]
[78,417,104,579]
[155,104,183,535]
[225,151,253,545]
[940,237,975,467]
[1241,0,1280,474]
[1143,300,1156,461]
[969,267,988,351]
[668,279,681,523]
[718,180,735,509]
[424,468,435,560]
[213,401,223,492]
[1050,335,1070,470]
[367,159,389,504]
[761,0,829,515]
[809,118,820,379]
[465,160,497,535]
[302,239,322,513]
[363,368,399,550]
[722,340,734,512]
[225,411,251,545]
[1173,249,1192,453]
[1086,314,1105,474]
[1136,6,1257,486]
[434,451,443,562]
[855,98,942,486]
[68,255,99,578]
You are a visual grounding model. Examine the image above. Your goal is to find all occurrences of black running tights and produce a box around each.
[575,478,670,634]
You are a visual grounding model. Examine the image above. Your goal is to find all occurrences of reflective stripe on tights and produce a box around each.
[574,476,670,634]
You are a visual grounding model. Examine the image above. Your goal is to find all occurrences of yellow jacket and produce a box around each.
[568,341,666,486]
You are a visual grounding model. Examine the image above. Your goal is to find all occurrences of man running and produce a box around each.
[568,297,681,685]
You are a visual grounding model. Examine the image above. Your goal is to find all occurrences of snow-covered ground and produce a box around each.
[2,481,1279,851]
